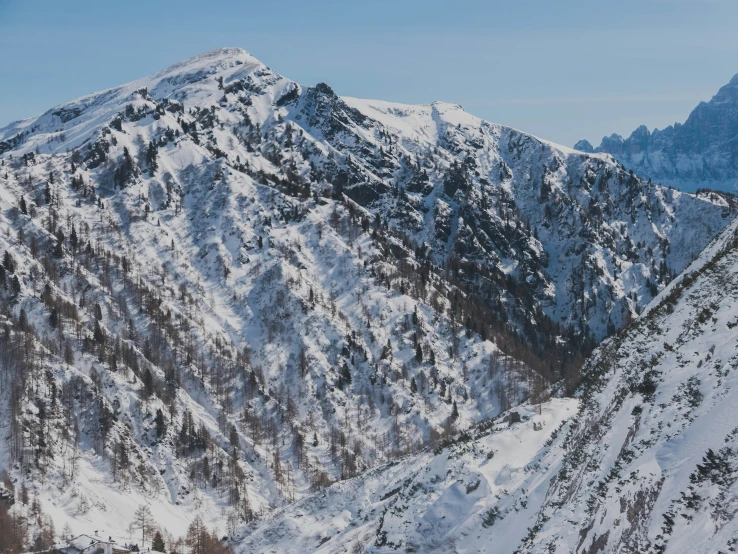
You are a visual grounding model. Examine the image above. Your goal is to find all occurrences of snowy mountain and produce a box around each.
[2,48,732,342]
[0,47,733,550]
[235,182,738,554]
[575,73,738,193]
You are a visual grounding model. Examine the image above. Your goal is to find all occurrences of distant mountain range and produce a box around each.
[575,73,738,193]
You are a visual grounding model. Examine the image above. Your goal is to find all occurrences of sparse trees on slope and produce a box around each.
[186,517,234,554]
[0,502,25,554]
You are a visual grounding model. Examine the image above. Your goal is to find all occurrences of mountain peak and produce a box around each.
[429,100,464,111]
[151,46,264,81]
[573,139,594,153]
[0,46,275,153]
[175,46,255,66]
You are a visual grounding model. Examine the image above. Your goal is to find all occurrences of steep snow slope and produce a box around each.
[518,204,738,553]
[576,72,738,193]
[237,399,578,554]
[234,197,738,554]
[0,134,523,539]
[335,96,734,336]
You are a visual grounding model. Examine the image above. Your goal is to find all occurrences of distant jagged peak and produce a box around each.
[575,70,738,192]
[597,133,624,152]
[573,139,594,153]
[629,124,650,139]
[708,71,738,105]
[728,72,738,87]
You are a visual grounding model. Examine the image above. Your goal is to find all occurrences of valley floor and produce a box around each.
[236,398,578,554]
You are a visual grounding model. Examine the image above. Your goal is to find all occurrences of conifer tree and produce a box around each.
[3,251,14,273]
[229,424,239,450]
[146,141,158,175]
[9,275,21,297]
[70,225,78,252]
[155,409,166,438]
[151,530,166,553]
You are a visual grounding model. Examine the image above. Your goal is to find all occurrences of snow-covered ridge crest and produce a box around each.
[0,47,272,152]
[148,47,258,78]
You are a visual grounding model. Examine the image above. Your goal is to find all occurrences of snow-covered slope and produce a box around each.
[289,89,735,339]
[235,191,738,554]
[237,399,578,554]
[0,131,514,540]
[518,207,738,553]
[0,48,561,544]
[0,47,733,548]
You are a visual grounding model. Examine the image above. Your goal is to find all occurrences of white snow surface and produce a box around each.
[237,399,578,554]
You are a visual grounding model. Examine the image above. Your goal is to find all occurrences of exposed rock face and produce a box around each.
[0,485,14,508]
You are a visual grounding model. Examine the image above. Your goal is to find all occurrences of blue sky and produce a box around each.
[1,0,738,146]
